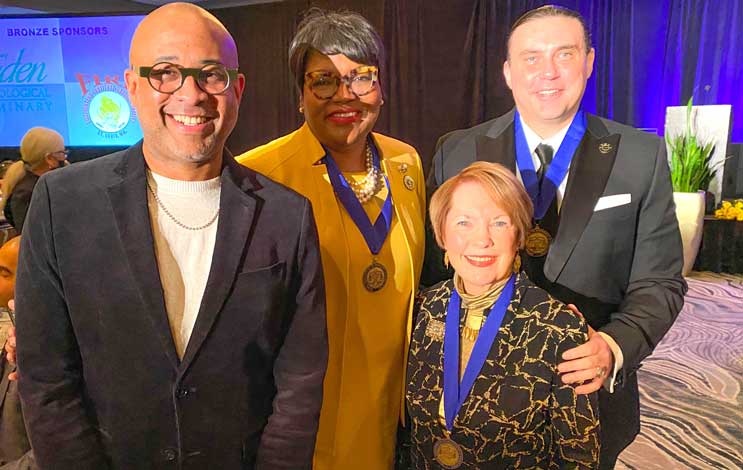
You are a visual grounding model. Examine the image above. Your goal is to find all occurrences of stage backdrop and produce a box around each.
[213,0,742,175]
[0,15,144,148]
[1,0,739,176]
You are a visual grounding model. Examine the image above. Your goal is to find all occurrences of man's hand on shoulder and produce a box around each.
[557,304,614,394]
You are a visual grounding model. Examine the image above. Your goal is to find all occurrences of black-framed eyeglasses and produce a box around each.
[304,65,378,100]
[137,62,239,95]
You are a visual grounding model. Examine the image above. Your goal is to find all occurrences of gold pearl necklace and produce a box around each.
[344,143,383,204]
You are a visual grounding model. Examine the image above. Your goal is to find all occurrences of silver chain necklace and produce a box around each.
[146,181,219,231]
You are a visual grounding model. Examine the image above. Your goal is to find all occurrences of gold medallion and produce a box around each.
[403,175,415,190]
[434,438,464,469]
[525,225,551,257]
[362,261,387,292]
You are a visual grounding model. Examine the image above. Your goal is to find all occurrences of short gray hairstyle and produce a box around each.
[288,8,385,93]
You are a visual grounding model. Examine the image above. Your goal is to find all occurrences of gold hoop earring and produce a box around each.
[512,252,521,273]
[443,252,449,269]
[298,104,304,114]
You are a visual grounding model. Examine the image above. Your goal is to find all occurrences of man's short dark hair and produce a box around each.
[507,5,592,58]
[288,8,385,93]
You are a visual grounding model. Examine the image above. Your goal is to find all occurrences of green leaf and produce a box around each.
[668,95,717,192]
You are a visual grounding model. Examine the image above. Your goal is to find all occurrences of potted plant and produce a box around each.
[666,96,717,276]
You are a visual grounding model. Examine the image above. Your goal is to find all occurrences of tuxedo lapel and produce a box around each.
[545,115,621,281]
[475,121,517,172]
[105,144,179,369]
[180,156,258,370]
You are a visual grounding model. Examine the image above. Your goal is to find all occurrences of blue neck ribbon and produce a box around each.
[323,138,393,255]
[443,274,516,431]
[513,110,587,220]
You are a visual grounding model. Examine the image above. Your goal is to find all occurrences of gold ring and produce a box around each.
[595,366,606,379]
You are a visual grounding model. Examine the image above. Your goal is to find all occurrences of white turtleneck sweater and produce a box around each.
[146,170,221,358]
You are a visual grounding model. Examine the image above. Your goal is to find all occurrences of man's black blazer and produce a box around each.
[16,143,328,470]
[425,109,687,461]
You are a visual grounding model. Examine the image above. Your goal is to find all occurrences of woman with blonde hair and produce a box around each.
[2,127,68,232]
[406,161,599,469]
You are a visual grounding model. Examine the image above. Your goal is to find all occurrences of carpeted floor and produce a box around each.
[616,272,743,470]
[2,273,741,468]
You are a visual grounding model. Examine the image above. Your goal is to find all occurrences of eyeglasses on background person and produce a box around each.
[48,149,69,161]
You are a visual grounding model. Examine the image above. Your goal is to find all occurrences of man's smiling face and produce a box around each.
[503,15,594,137]
[124,6,244,173]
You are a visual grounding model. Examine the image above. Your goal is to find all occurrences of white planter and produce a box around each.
[673,191,705,276]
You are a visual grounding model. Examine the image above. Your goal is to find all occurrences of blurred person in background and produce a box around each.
[0,161,15,187]
[0,237,36,470]
[1,128,68,233]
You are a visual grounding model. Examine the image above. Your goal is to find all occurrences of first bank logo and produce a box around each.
[77,73,135,137]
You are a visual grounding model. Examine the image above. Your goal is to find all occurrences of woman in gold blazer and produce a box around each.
[406,162,599,469]
[237,9,424,470]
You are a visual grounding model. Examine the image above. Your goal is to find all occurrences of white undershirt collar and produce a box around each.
[517,115,575,206]
[519,116,572,170]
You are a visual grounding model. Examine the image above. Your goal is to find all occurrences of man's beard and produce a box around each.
[174,138,219,163]
[164,132,222,164]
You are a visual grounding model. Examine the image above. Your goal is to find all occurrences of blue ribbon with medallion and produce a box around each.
[323,138,392,291]
[514,110,586,256]
[437,274,517,469]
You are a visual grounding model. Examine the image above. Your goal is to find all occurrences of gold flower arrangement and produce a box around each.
[714,199,743,221]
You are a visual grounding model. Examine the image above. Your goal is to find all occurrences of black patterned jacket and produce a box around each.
[406,273,600,469]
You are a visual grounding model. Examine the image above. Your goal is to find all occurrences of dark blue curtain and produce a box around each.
[5,0,739,168]
[475,0,742,140]
[212,0,743,169]
[576,0,743,140]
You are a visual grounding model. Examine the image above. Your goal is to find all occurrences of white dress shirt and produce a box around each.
[519,117,571,208]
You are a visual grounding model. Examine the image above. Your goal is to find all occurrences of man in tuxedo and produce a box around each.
[425,6,686,468]
[15,3,326,469]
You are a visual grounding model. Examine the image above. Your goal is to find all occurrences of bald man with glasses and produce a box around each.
[14,4,327,469]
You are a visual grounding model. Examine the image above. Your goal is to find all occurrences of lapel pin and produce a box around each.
[399,163,408,174]
[598,142,612,154]
[404,175,415,191]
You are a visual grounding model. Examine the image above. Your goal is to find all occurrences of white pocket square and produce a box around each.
[594,194,631,212]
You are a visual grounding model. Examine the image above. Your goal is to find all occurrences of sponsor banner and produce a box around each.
[0,15,144,146]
